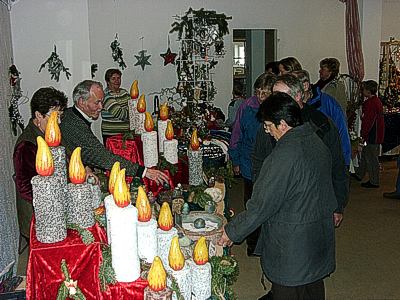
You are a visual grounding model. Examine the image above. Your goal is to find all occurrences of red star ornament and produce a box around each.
[160,47,177,66]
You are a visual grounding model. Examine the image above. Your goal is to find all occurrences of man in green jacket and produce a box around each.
[60,80,169,185]
[219,92,337,300]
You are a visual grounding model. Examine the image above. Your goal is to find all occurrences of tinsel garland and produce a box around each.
[56,260,86,300]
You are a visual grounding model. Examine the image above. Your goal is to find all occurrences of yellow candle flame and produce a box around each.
[159,103,169,121]
[108,161,120,194]
[158,202,173,231]
[137,94,146,113]
[113,169,131,208]
[165,120,174,140]
[193,236,209,265]
[190,128,200,151]
[130,80,139,99]
[45,111,61,147]
[144,112,154,132]
[35,136,54,176]
[168,236,185,271]
[147,256,167,291]
[69,147,86,184]
[136,186,152,222]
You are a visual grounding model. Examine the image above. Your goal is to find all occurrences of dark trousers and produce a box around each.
[356,144,380,185]
[271,279,325,300]
[243,178,260,251]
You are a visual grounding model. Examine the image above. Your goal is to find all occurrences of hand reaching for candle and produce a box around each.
[85,166,99,185]
[217,227,233,247]
[145,169,170,186]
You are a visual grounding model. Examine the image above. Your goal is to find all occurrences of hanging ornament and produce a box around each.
[134,37,151,71]
[91,64,98,78]
[38,45,71,82]
[110,33,127,70]
[160,36,177,66]
[8,65,25,136]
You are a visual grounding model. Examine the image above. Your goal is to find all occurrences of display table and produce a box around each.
[26,219,148,300]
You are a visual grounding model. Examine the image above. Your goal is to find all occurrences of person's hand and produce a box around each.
[145,169,170,186]
[333,212,343,228]
[85,166,99,185]
[233,165,240,176]
[217,227,233,247]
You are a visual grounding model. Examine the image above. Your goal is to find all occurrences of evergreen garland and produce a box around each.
[210,255,239,300]
[66,223,95,245]
[99,244,117,291]
[56,259,86,300]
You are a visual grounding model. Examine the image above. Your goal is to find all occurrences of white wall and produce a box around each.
[381,0,400,41]
[10,0,91,123]
[12,0,397,138]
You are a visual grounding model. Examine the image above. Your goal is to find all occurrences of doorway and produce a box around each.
[233,29,277,98]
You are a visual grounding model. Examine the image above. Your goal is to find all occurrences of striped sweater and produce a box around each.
[101,87,130,136]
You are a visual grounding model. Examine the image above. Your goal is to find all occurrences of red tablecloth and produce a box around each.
[26,219,148,300]
[106,134,189,188]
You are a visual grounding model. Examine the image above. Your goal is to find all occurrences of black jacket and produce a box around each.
[226,123,337,286]
[252,104,349,213]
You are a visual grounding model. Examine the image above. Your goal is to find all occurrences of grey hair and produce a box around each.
[292,69,311,91]
[72,80,103,104]
[274,74,304,100]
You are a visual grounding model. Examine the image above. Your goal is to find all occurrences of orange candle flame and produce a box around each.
[136,186,152,222]
[69,147,86,184]
[35,136,54,176]
[193,236,209,265]
[159,103,169,121]
[137,94,146,113]
[165,120,174,140]
[130,80,139,99]
[113,169,131,208]
[158,202,173,231]
[108,161,120,194]
[147,256,167,291]
[144,112,154,132]
[190,128,200,151]
[168,236,185,271]
[45,111,61,147]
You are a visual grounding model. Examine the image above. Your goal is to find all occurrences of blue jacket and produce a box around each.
[309,88,351,166]
[228,96,261,180]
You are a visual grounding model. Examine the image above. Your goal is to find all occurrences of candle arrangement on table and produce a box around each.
[128,80,139,131]
[168,237,191,300]
[142,111,159,167]
[104,168,140,282]
[144,256,172,299]
[31,135,67,243]
[188,236,212,299]
[163,120,178,165]
[188,128,203,186]
[136,94,147,134]
[157,202,178,270]
[65,147,95,228]
[158,103,169,153]
[136,186,158,263]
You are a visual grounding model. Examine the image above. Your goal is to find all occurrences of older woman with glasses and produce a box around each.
[228,72,276,256]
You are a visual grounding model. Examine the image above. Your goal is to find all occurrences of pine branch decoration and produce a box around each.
[67,223,95,245]
[39,45,71,82]
[99,245,116,291]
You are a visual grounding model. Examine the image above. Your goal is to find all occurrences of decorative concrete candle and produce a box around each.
[188,128,203,186]
[32,136,66,243]
[144,256,173,300]
[189,237,212,299]
[65,147,95,228]
[136,186,158,263]
[163,120,178,164]
[168,237,191,300]
[105,169,140,282]
[157,202,178,270]
[142,112,158,167]
[157,103,169,153]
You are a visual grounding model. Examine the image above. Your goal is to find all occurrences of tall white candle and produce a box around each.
[157,227,178,271]
[137,218,158,263]
[136,112,146,135]
[142,131,158,167]
[188,148,203,186]
[128,99,138,131]
[104,195,140,282]
[169,262,192,300]
[164,139,178,164]
[188,259,212,300]
[158,120,168,153]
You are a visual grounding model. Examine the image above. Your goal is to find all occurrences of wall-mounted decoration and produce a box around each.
[160,36,177,66]
[134,37,151,71]
[39,45,71,82]
[8,64,25,136]
[91,64,98,78]
[110,34,127,70]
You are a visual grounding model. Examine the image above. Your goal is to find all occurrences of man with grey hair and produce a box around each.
[293,69,351,166]
[60,80,169,185]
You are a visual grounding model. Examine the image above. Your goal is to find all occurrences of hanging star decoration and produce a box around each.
[160,36,177,66]
[134,37,151,71]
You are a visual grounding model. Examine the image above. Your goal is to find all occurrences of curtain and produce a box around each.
[0,3,19,275]
[340,0,365,82]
